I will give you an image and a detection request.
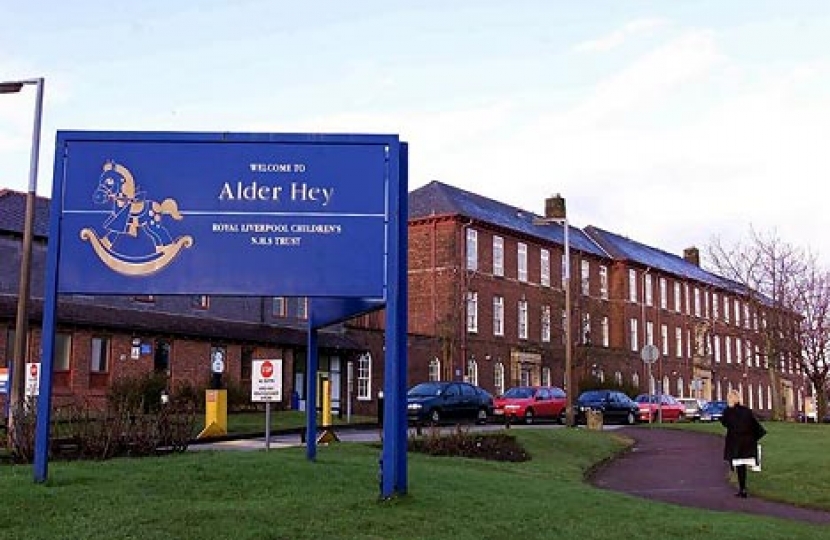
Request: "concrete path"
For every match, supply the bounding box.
[589,427,830,524]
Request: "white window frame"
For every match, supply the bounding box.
[517,242,528,282]
[493,295,504,337]
[674,282,682,313]
[357,353,372,400]
[659,277,667,309]
[541,305,551,343]
[467,358,479,385]
[494,362,505,395]
[518,300,528,340]
[601,316,609,347]
[644,274,653,306]
[493,235,504,277]
[466,291,478,333]
[91,336,110,373]
[466,228,478,271]
[675,327,682,358]
[581,260,590,296]
[540,248,550,287]
[630,318,639,351]
[428,358,441,382]
[629,269,638,302]
[599,265,609,299]
[661,324,669,355]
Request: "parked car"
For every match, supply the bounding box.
[407,381,494,425]
[700,400,728,422]
[494,386,567,424]
[677,397,708,422]
[634,394,686,423]
[575,389,639,425]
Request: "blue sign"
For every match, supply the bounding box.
[54,132,397,298]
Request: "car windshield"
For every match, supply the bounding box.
[408,382,444,397]
[503,387,534,399]
[578,390,607,401]
[705,401,727,411]
[635,395,659,404]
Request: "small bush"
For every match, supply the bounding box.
[408,424,530,462]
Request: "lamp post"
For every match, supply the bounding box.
[537,195,574,426]
[1,78,44,441]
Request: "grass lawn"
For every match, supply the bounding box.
[2,425,829,539]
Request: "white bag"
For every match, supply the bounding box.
[751,444,762,472]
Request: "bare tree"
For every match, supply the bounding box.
[792,260,830,421]
[706,228,807,421]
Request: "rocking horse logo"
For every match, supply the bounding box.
[80,160,194,276]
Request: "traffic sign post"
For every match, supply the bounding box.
[252,359,283,451]
[640,345,660,424]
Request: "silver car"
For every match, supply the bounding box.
[677,398,707,422]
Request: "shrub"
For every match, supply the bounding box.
[408,424,530,462]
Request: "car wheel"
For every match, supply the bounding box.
[524,409,535,425]
[557,409,565,425]
[476,408,488,425]
[626,412,636,425]
[430,409,441,425]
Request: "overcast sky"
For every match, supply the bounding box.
[2,1,829,262]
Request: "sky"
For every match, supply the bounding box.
[2,1,829,263]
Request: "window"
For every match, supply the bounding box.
[54,333,72,371]
[661,324,669,355]
[615,371,623,385]
[677,377,684,397]
[675,328,683,358]
[713,293,720,319]
[644,274,653,306]
[493,236,504,277]
[630,318,639,351]
[599,265,609,299]
[685,284,691,315]
[518,300,528,339]
[428,358,441,382]
[287,297,308,319]
[581,260,590,295]
[704,291,710,318]
[725,336,732,364]
[493,296,504,336]
[357,353,372,400]
[466,228,478,271]
[713,336,721,363]
[540,248,550,287]
[494,363,505,395]
[601,316,609,347]
[734,300,741,327]
[629,269,638,302]
[541,305,551,343]
[542,367,551,387]
[674,282,682,313]
[659,278,667,309]
[581,313,591,345]
[272,297,286,317]
[466,359,478,385]
[90,337,110,373]
[646,321,654,345]
[466,292,478,333]
[724,297,731,323]
[191,295,209,310]
[517,242,528,282]
[561,253,568,288]
[736,338,743,364]
[632,372,640,389]
[694,288,701,317]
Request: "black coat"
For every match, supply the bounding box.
[721,404,766,461]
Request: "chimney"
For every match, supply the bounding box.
[545,194,567,220]
[683,247,700,266]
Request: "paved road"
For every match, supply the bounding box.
[590,427,830,524]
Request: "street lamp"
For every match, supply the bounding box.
[536,195,574,426]
[1,78,44,439]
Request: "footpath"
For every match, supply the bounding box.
[589,427,830,525]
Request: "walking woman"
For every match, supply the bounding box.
[721,389,767,498]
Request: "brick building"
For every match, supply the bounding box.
[346,181,809,419]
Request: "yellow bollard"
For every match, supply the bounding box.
[322,379,332,427]
[197,389,228,439]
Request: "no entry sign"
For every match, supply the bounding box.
[251,359,283,402]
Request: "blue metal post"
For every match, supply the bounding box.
[305,327,318,461]
[34,136,65,482]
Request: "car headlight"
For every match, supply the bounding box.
[407,403,422,410]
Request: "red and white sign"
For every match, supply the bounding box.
[26,362,41,397]
[251,359,282,402]
[0,367,8,395]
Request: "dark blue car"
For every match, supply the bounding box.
[700,400,728,422]
[407,381,494,425]
[575,389,639,425]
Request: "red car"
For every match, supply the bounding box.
[634,394,685,423]
[494,386,567,424]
